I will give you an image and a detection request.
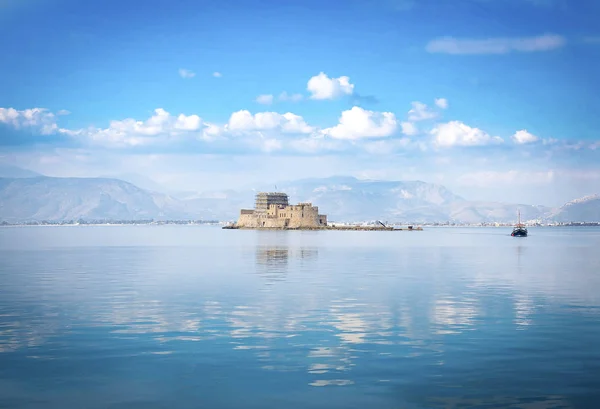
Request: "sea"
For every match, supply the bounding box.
[1,225,599,409]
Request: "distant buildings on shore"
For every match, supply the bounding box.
[2,220,599,227]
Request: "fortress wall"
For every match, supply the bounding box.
[287,204,321,228]
[238,210,287,228]
[262,218,287,228]
[237,201,327,229]
[267,205,281,217]
[238,212,260,228]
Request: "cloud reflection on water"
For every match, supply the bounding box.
[1,227,600,402]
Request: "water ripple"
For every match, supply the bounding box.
[1,226,599,407]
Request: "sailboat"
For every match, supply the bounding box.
[511,209,528,237]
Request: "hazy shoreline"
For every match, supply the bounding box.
[1,221,598,228]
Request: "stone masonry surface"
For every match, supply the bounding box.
[236,192,327,229]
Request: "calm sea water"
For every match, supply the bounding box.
[1,226,600,409]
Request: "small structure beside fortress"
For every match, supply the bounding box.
[236,192,327,229]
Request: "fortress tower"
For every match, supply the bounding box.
[254,192,289,213]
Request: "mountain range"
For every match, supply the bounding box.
[0,176,192,222]
[544,194,600,223]
[0,165,598,224]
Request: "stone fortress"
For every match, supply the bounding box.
[225,191,421,231]
[236,192,328,229]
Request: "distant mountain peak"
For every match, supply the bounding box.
[564,194,600,207]
[0,163,41,178]
[547,193,600,223]
[0,176,194,222]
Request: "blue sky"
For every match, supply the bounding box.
[1,0,599,205]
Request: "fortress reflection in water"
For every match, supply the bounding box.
[254,246,318,283]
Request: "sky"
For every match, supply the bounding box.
[1,0,600,206]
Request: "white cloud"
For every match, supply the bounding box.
[289,137,325,153]
[543,138,559,145]
[213,72,222,78]
[323,106,397,140]
[407,101,437,122]
[512,129,539,144]
[434,98,449,109]
[400,121,418,136]
[289,139,338,153]
[254,92,303,105]
[84,108,209,147]
[432,121,503,147]
[556,169,600,181]
[178,68,196,79]
[561,141,588,151]
[227,110,313,134]
[363,138,411,155]
[9,103,597,163]
[307,72,354,100]
[201,123,223,142]
[363,140,394,155]
[57,109,71,116]
[174,113,202,131]
[426,34,566,55]
[279,92,303,102]
[0,107,58,135]
[256,94,274,105]
[259,138,282,153]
